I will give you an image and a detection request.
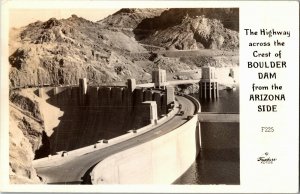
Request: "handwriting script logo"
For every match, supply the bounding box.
[257,152,277,164]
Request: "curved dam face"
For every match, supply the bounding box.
[35,84,169,159]
[90,115,200,184]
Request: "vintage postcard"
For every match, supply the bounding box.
[0,0,298,193]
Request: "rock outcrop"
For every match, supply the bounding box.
[9,90,46,183]
[9,88,64,183]
[9,15,148,88]
[98,8,167,29]
[134,8,239,50]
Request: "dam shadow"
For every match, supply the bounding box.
[34,87,146,158]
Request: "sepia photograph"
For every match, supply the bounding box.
[7,7,240,185]
[2,0,299,193]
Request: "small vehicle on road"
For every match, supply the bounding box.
[61,151,68,157]
[178,110,184,116]
[187,115,193,120]
[170,102,175,108]
[102,139,108,143]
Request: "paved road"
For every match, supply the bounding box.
[36,96,196,184]
[130,48,238,57]
[136,80,199,88]
[168,80,199,85]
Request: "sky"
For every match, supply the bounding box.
[9,9,119,28]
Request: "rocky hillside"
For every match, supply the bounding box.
[134,8,239,50]
[98,8,167,29]
[135,8,239,32]
[9,9,239,88]
[9,15,149,88]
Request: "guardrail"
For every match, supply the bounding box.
[33,100,179,168]
[181,93,201,114]
[90,113,199,184]
[89,95,200,184]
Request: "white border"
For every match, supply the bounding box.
[1,0,299,193]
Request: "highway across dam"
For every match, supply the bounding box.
[35,95,196,184]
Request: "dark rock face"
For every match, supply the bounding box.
[10,92,43,121]
[9,91,45,183]
[134,8,239,50]
[98,8,167,29]
[135,8,239,32]
[42,18,62,29]
[9,49,29,70]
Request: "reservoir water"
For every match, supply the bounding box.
[175,87,240,185]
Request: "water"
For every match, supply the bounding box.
[174,88,240,184]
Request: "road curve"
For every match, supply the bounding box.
[36,96,195,184]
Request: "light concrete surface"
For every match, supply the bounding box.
[198,112,239,123]
[34,96,196,184]
[152,69,167,88]
[33,131,145,168]
[90,115,199,184]
[142,101,158,123]
[137,80,199,88]
[168,80,199,85]
[182,93,201,114]
[90,94,201,184]
[33,101,179,168]
[136,82,155,88]
[127,79,136,92]
[166,85,175,106]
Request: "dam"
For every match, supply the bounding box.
[32,68,238,184]
[34,78,174,158]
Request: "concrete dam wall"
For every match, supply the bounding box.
[90,116,200,184]
[35,83,170,159]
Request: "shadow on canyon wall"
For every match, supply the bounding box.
[34,87,151,159]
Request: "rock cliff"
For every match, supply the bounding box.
[98,8,167,29]
[9,15,148,88]
[8,8,239,183]
[134,8,239,50]
[9,89,62,183]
